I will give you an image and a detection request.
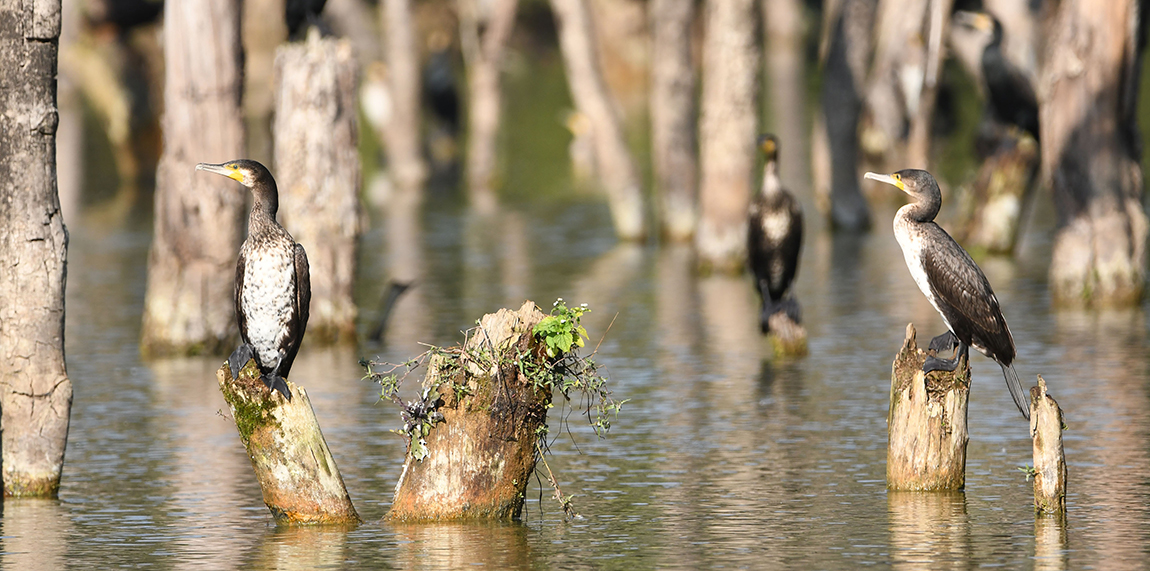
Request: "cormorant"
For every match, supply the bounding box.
[748,134,803,333]
[197,160,311,401]
[864,169,1028,419]
[953,10,1039,139]
[285,0,327,40]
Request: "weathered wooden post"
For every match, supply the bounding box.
[217,361,360,525]
[273,32,361,344]
[887,323,970,491]
[1030,375,1067,515]
[388,302,553,521]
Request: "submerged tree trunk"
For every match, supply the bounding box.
[763,0,809,196]
[550,0,646,241]
[697,0,759,271]
[814,0,874,231]
[389,302,551,521]
[0,0,74,497]
[1041,0,1147,307]
[887,324,970,491]
[649,0,697,242]
[382,0,428,194]
[1030,375,1067,515]
[273,34,361,344]
[459,0,519,212]
[141,0,245,356]
[218,361,360,525]
[956,132,1039,255]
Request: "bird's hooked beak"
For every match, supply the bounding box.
[864,171,908,194]
[196,162,245,183]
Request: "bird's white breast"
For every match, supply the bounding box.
[761,211,792,243]
[894,214,953,332]
[241,246,295,368]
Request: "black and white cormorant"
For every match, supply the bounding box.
[864,169,1028,419]
[196,160,311,401]
[954,10,1039,139]
[748,134,803,333]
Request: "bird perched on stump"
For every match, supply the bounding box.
[748,134,804,334]
[196,160,310,401]
[864,169,1028,420]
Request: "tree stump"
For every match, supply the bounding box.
[766,312,808,358]
[1030,375,1067,515]
[388,301,552,521]
[273,32,361,344]
[217,361,359,525]
[887,323,970,491]
[957,131,1039,255]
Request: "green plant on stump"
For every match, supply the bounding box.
[360,299,623,518]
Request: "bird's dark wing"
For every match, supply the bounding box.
[778,194,803,295]
[747,197,769,283]
[279,243,311,379]
[921,225,1015,363]
[235,249,249,346]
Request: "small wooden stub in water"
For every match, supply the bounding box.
[217,361,359,525]
[767,312,808,357]
[388,301,552,521]
[887,323,970,491]
[1030,375,1067,515]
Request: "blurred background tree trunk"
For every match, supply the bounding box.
[274,35,362,344]
[763,0,809,198]
[0,0,74,497]
[550,0,646,241]
[812,0,874,231]
[141,0,245,357]
[459,0,519,212]
[860,0,929,170]
[1041,0,1147,307]
[242,0,287,165]
[696,0,758,270]
[383,0,428,194]
[649,0,697,242]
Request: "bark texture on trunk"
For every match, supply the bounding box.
[814,0,874,231]
[382,0,428,193]
[887,324,969,491]
[550,0,646,241]
[1030,376,1066,515]
[0,0,74,497]
[273,34,361,344]
[696,0,759,271]
[1041,0,1147,307]
[141,0,246,357]
[388,302,551,521]
[649,0,697,241]
[459,0,519,212]
[218,362,360,525]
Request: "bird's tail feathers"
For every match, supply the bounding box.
[1002,363,1029,420]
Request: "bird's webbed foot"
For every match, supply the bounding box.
[229,343,258,380]
[777,297,802,324]
[923,340,968,374]
[262,373,293,401]
[926,331,958,354]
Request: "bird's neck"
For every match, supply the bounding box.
[898,193,940,224]
[760,160,782,197]
[249,184,280,230]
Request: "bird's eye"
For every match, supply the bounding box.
[892,173,901,181]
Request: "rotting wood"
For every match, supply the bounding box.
[387,301,552,521]
[887,323,970,491]
[218,361,359,525]
[1030,375,1067,515]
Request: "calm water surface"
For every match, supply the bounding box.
[4,177,1147,569]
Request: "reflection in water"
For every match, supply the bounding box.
[888,491,970,569]
[0,499,72,571]
[1034,515,1067,571]
[390,522,535,569]
[247,525,355,570]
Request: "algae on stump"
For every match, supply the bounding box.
[767,312,808,357]
[887,323,970,491]
[218,360,359,525]
[1030,375,1067,515]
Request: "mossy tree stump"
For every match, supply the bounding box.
[218,361,359,525]
[956,130,1039,255]
[887,323,970,491]
[388,301,553,521]
[767,312,808,357]
[1030,375,1067,515]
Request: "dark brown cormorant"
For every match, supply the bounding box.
[196,160,311,401]
[954,10,1039,139]
[864,169,1028,419]
[286,0,327,40]
[748,134,803,333]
